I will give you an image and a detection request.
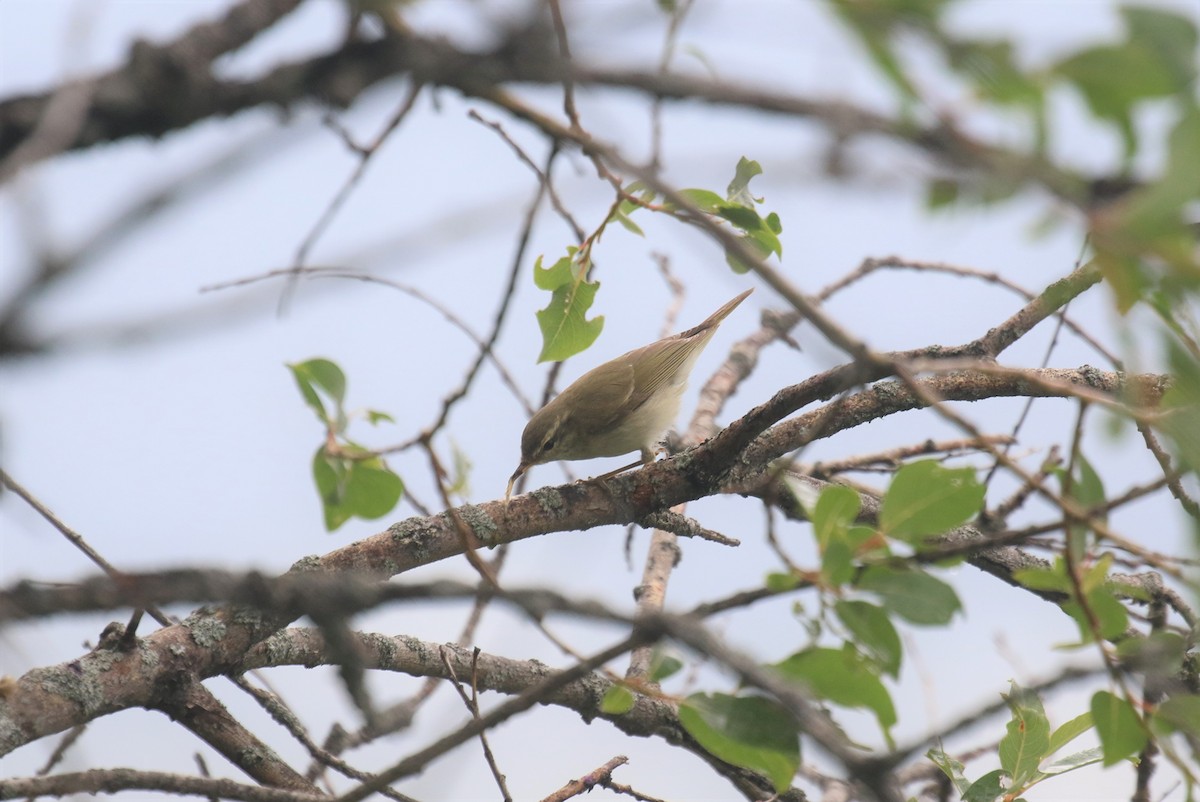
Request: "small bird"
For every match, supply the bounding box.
[506,288,753,499]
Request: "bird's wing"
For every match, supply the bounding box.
[625,337,701,407]
[565,358,637,433]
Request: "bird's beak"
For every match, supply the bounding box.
[505,464,528,502]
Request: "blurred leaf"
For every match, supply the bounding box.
[1159,328,1200,472]
[1155,694,1200,738]
[717,204,764,230]
[679,693,800,793]
[812,485,861,546]
[445,441,473,499]
[926,748,972,795]
[677,188,725,213]
[600,685,635,715]
[962,769,1006,802]
[611,209,645,236]
[999,683,1050,786]
[649,649,684,683]
[1055,43,1177,159]
[1090,691,1146,765]
[726,156,764,207]
[1040,746,1103,776]
[313,449,353,531]
[834,599,902,677]
[1123,105,1200,247]
[289,358,348,426]
[948,38,1043,108]
[365,409,394,425]
[1062,585,1128,643]
[1052,453,1107,559]
[533,249,605,362]
[312,448,403,532]
[829,0,945,104]
[1047,711,1093,756]
[1014,561,1071,593]
[857,565,961,625]
[774,646,896,740]
[880,460,985,542]
[1116,632,1185,682]
[1122,6,1199,89]
[766,571,803,592]
[343,459,404,519]
[926,178,960,210]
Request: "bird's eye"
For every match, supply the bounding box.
[542,438,555,452]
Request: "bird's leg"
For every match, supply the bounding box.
[588,447,660,485]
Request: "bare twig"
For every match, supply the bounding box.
[539,755,629,802]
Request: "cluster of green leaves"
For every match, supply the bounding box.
[289,358,403,531]
[836,1,1200,308]
[597,461,982,793]
[534,158,782,363]
[614,156,782,275]
[929,682,1106,801]
[931,679,1200,800]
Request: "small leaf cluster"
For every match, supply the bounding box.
[288,358,403,531]
[643,461,982,791]
[931,680,1200,800]
[531,157,784,363]
[616,156,783,275]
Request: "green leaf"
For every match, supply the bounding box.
[962,769,1006,802]
[1122,7,1199,89]
[1160,338,1200,472]
[365,409,395,425]
[313,450,353,531]
[600,685,635,715]
[1063,585,1128,642]
[1040,746,1104,776]
[445,441,472,499]
[726,157,763,207]
[725,232,774,274]
[533,249,604,363]
[344,459,404,520]
[834,599,901,677]
[648,649,684,683]
[880,460,985,542]
[926,178,960,210]
[857,565,962,626]
[679,693,800,793]
[312,449,403,532]
[999,683,1051,786]
[289,358,348,425]
[766,571,802,592]
[812,485,861,546]
[1047,711,1093,756]
[926,748,972,795]
[1155,694,1200,738]
[1014,562,1070,593]
[1054,453,1107,558]
[610,208,644,236]
[1090,691,1147,766]
[717,204,764,230]
[948,38,1044,108]
[1052,7,1194,162]
[677,188,725,213]
[774,646,897,739]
